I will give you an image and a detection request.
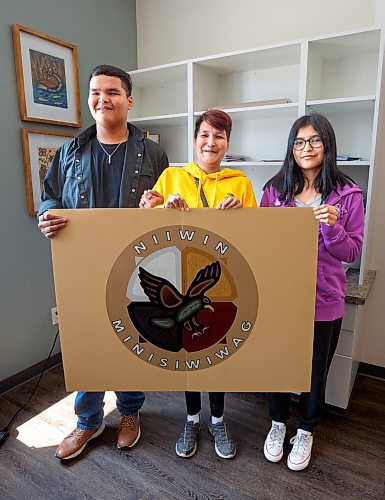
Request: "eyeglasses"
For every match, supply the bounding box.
[293,136,323,150]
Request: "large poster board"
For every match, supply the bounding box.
[50,208,318,392]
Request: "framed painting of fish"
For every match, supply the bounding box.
[12,24,81,127]
[21,128,76,215]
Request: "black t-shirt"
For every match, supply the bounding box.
[91,135,134,208]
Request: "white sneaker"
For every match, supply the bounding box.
[287,429,313,471]
[263,421,286,462]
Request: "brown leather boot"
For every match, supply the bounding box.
[55,423,105,460]
[117,413,141,450]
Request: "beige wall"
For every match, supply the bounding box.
[136,0,385,367]
[136,0,376,68]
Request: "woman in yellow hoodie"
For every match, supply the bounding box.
[139,110,257,460]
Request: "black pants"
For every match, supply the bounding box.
[267,318,342,432]
[185,392,225,418]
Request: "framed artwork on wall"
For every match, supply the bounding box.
[12,24,82,127]
[146,131,160,144]
[21,128,76,215]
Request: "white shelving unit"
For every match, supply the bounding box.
[128,28,384,409]
[129,27,383,274]
[129,62,190,165]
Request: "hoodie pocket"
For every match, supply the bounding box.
[317,264,338,302]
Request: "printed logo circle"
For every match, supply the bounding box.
[106,225,258,371]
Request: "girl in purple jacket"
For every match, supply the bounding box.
[261,114,364,471]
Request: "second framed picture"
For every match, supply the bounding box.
[21,128,76,215]
[12,24,82,127]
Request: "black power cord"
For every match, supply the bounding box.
[0,329,60,447]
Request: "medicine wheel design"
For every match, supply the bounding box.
[106,225,258,371]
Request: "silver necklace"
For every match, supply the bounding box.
[97,138,125,165]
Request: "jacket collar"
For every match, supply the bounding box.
[76,122,145,147]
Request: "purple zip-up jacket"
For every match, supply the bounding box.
[260,183,364,321]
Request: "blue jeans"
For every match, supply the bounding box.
[75,391,145,430]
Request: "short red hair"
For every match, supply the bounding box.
[194,109,232,141]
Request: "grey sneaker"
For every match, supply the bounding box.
[208,421,236,459]
[175,421,201,458]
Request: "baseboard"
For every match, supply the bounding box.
[1,357,382,397]
[0,353,62,396]
[290,392,347,415]
[358,362,385,380]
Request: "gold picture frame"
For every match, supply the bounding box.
[12,24,82,127]
[146,131,160,144]
[21,128,76,215]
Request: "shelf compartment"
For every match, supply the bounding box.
[225,164,282,204]
[130,62,188,118]
[193,43,301,112]
[195,102,298,121]
[305,104,375,162]
[130,113,188,128]
[193,100,298,167]
[338,164,370,200]
[221,161,283,167]
[337,161,371,167]
[307,30,381,101]
[222,160,370,168]
[306,96,375,114]
[134,115,188,165]
[194,43,301,72]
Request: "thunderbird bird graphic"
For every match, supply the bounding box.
[138,261,221,338]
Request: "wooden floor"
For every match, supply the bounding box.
[0,367,384,499]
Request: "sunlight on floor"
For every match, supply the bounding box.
[16,391,117,448]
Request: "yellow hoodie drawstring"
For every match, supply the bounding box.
[212,173,218,208]
[196,173,202,207]
[191,165,224,207]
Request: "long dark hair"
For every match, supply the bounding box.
[264,114,354,202]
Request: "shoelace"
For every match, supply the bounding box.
[69,428,89,442]
[268,426,285,447]
[119,415,137,431]
[212,422,230,444]
[290,433,310,458]
[182,422,196,443]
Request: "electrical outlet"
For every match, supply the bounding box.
[51,307,58,325]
